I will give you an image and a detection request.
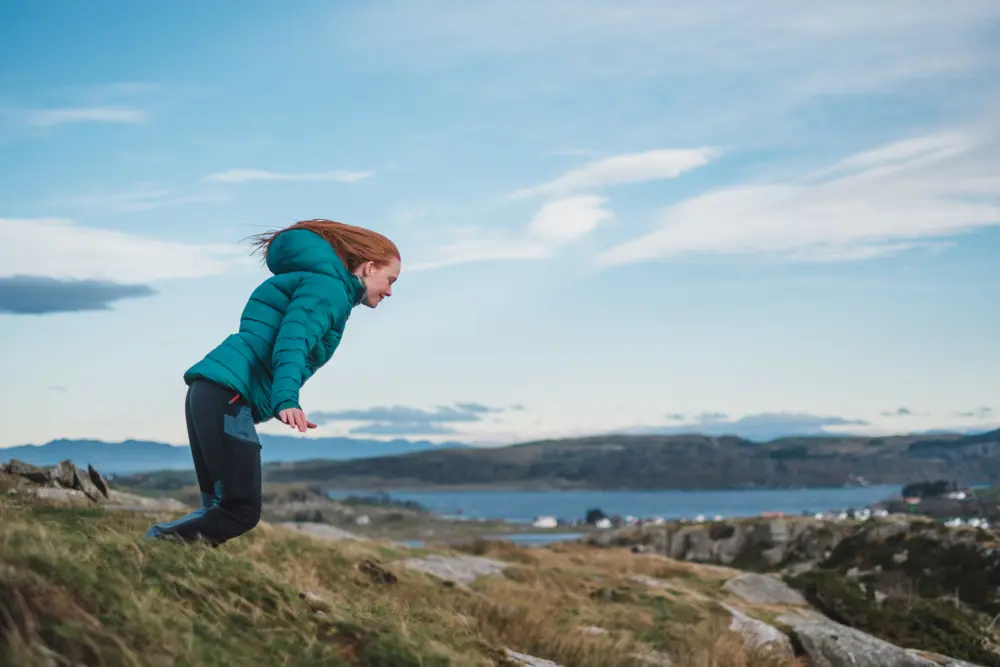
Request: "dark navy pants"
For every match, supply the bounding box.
[146,379,262,546]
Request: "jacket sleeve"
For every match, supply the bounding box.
[270,280,350,415]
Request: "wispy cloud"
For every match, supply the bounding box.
[410,196,617,272]
[341,2,1000,96]
[22,107,147,127]
[0,218,247,283]
[311,402,511,435]
[63,184,224,214]
[205,169,373,184]
[595,129,1000,267]
[881,407,915,417]
[410,193,618,272]
[627,411,869,440]
[510,148,717,200]
[408,235,550,272]
[350,422,458,436]
[409,148,710,272]
[0,276,155,315]
[339,2,1000,150]
[955,406,995,420]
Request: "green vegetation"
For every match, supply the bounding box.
[822,524,1000,616]
[1,489,799,667]
[787,569,1000,665]
[977,484,1000,502]
[108,468,197,494]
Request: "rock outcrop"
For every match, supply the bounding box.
[2,458,188,512]
[398,554,509,585]
[278,521,363,542]
[589,515,850,570]
[504,649,564,667]
[592,517,1000,666]
[722,572,808,606]
[590,514,997,575]
[3,458,110,502]
[777,611,988,667]
[720,602,794,655]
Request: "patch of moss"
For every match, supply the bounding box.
[787,569,1000,666]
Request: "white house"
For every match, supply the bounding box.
[532,516,558,529]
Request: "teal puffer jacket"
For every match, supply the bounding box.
[183,228,365,423]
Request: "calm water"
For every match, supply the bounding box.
[328,485,901,524]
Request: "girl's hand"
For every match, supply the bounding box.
[279,408,317,433]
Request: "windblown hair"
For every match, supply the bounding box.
[249,219,400,271]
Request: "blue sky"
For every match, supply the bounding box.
[1,0,999,448]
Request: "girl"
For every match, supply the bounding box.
[146,219,401,546]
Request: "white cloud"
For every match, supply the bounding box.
[22,107,147,127]
[205,169,373,184]
[410,195,615,271]
[527,195,613,243]
[511,148,717,200]
[595,129,1000,267]
[0,218,246,283]
[410,147,700,271]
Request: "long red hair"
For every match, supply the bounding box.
[249,219,400,271]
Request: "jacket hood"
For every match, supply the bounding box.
[265,228,365,305]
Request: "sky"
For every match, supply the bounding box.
[1,0,999,448]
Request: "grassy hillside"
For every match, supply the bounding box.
[260,429,1000,490]
[0,484,801,666]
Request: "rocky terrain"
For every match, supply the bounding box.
[0,458,188,513]
[3,459,998,666]
[877,488,1000,523]
[587,514,1000,664]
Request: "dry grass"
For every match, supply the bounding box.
[0,491,801,667]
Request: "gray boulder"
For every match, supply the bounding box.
[504,649,564,667]
[723,573,808,606]
[719,602,793,655]
[399,554,508,585]
[776,612,986,667]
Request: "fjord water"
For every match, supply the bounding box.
[328,485,902,524]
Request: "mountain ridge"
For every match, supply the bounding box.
[261,428,1000,490]
[1,436,472,474]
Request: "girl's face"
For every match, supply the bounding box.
[357,257,401,308]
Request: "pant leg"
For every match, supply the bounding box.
[185,385,220,509]
[146,380,262,546]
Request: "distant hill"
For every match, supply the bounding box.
[262,429,1000,491]
[1,436,472,474]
